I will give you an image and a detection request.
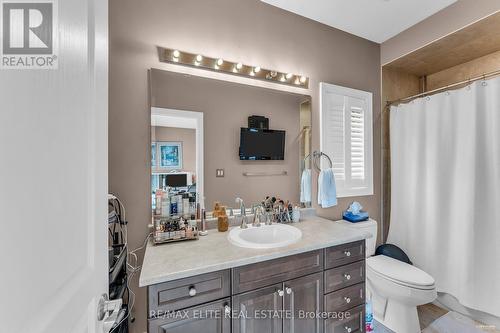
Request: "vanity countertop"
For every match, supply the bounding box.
[139,216,371,287]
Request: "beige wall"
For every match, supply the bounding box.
[381,0,500,65]
[109,1,381,332]
[152,126,196,174]
[151,69,303,207]
[426,49,500,90]
[380,68,421,242]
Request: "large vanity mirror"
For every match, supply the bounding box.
[150,69,311,221]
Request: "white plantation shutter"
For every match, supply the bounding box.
[320,83,373,197]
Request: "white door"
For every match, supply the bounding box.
[0,0,108,332]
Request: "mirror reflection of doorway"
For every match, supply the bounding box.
[151,108,204,212]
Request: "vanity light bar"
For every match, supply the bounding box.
[158,47,309,89]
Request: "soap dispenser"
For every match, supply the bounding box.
[217,206,229,232]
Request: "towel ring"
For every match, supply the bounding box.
[302,153,311,170]
[312,151,332,172]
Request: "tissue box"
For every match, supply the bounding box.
[342,210,369,222]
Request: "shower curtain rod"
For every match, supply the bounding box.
[386,68,500,107]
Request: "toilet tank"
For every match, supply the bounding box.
[337,219,378,257]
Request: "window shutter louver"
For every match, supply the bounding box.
[320,83,373,197]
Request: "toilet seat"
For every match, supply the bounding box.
[367,255,435,290]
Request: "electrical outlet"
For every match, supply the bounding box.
[216,169,224,177]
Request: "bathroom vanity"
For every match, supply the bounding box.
[140,217,369,333]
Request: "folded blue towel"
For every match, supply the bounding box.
[343,210,369,222]
[317,168,337,208]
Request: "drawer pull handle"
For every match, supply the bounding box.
[344,297,351,304]
[188,287,197,297]
[344,273,351,281]
[345,326,352,333]
[344,250,351,257]
[277,289,284,297]
[286,287,292,295]
[224,305,231,315]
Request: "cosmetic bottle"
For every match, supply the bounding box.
[182,193,190,218]
[292,205,300,223]
[177,194,183,216]
[213,202,221,218]
[170,196,178,216]
[155,190,163,215]
[217,206,229,232]
[161,196,170,217]
[185,220,193,238]
[189,196,196,218]
[199,209,208,236]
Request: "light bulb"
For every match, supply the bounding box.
[196,54,203,62]
[280,75,286,82]
[236,63,243,70]
[294,78,300,85]
[250,71,255,76]
[173,57,179,63]
[254,66,261,73]
[172,50,180,58]
[217,58,224,66]
[300,76,307,83]
[214,64,220,70]
[286,73,293,80]
[195,61,200,67]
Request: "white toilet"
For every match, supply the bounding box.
[337,219,437,333]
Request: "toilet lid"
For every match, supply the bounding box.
[367,255,435,289]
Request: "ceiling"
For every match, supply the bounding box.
[261,0,457,43]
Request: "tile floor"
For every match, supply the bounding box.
[372,304,500,333]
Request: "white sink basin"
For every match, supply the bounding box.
[228,223,302,249]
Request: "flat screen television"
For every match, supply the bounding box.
[239,128,285,160]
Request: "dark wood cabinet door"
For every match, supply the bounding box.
[284,272,324,333]
[148,298,231,333]
[232,283,284,333]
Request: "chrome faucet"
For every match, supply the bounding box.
[235,197,248,229]
[252,205,265,227]
[251,203,260,215]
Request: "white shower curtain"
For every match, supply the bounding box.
[388,76,500,318]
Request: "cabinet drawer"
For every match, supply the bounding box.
[324,304,365,333]
[232,250,323,294]
[148,298,231,333]
[324,261,365,293]
[325,283,365,313]
[148,270,230,317]
[325,241,365,269]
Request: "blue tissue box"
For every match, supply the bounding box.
[342,210,369,222]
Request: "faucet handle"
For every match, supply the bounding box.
[252,205,264,227]
[240,215,248,229]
